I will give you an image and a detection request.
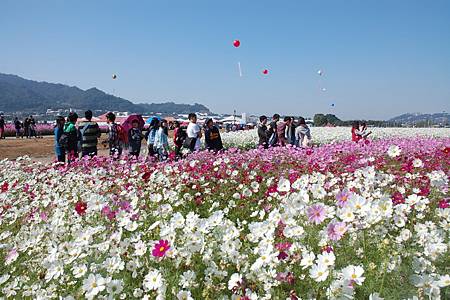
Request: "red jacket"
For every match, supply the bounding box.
[351,127,361,142]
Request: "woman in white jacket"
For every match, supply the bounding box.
[295,117,312,147]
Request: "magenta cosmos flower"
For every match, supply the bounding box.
[152,240,170,257]
[307,204,327,224]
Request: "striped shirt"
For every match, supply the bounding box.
[78,121,101,149]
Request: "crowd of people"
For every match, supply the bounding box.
[257,114,312,148]
[52,111,224,163]
[1,111,372,163]
[0,115,40,139]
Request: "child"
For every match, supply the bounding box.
[154,119,169,161]
[128,119,143,158]
[54,116,66,163]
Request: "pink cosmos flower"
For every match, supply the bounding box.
[336,190,351,207]
[307,204,326,224]
[327,221,348,241]
[152,240,170,257]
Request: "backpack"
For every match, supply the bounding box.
[115,124,128,144]
[175,128,187,146]
[59,133,69,149]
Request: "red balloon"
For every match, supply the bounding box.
[262,69,268,75]
[233,40,240,47]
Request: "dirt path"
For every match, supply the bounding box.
[0,135,112,163]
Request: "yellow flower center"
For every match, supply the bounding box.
[160,246,165,252]
[351,274,357,279]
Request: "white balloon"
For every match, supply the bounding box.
[317,70,323,76]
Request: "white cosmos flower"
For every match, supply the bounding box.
[369,292,384,300]
[277,178,291,192]
[412,158,424,168]
[387,145,401,157]
[45,261,64,282]
[143,270,163,291]
[72,264,87,278]
[342,265,365,285]
[300,251,315,270]
[339,208,355,222]
[107,279,123,295]
[309,263,329,282]
[437,274,450,287]
[228,273,242,290]
[317,252,336,267]
[83,273,106,299]
[177,290,194,300]
[134,240,147,256]
[0,274,10,285]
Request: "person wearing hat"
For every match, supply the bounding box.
[204,118,223,152]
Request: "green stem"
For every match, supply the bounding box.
[379,261,388,296]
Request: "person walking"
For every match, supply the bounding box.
[14,117,21,138]
[78,110,101,158]
[128,119,144,158]
[257,115,269,148]
[204,118,223,152]
[23,117,30,138]
[295,117,312,147]
[154,119,170,161]
[267,114,280,147]
[145,118,160,158]
[186,113,202,152]
[0,115,5,139]
[29,115,38,139]
[63,112,79,163]
[54,116,66,163]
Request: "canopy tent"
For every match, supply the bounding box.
[121,114,145,135]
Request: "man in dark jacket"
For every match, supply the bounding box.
[78,110,101,157]
[267,113,280,147]
[204,119,223,152]
[257,115,269,148]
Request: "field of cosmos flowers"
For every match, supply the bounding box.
[0,128,449,300]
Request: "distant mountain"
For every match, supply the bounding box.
[389,112,449,125]
[0,73,211,114]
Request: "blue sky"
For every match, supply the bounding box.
[1,0,449,120]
